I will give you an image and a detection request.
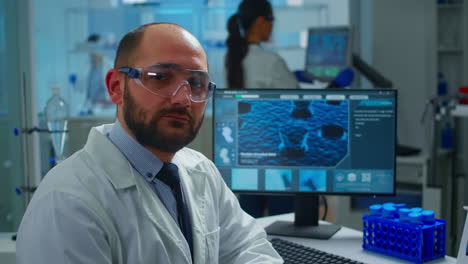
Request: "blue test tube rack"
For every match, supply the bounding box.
[362,203,446,263]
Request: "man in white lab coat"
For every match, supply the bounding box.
[16,23,283,264]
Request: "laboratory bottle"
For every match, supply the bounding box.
[441,121,454,149]
[437,72,448,96]
[44,84,69,163]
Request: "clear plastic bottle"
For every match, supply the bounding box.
[45,84,69,163]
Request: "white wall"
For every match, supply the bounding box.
[371,0,435,151]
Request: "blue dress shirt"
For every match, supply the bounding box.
[108,120,180,225]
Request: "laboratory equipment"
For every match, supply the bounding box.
[305,26,352,81]
[87,52,107,107]
[458,86,468,105]
[456,206,468,263]
[363,203,446,263]
[213,88,397,239]
[44,84,69,163]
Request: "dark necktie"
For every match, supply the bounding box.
[157,163,193,258]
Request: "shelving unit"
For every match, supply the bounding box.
[436,1,466,95]
[435,0,468,256]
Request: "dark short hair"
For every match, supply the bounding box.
[114,23,186,68]
[114,24,148,68]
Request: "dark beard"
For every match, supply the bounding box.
[122,83,203,153]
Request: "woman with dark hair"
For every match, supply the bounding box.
[224,0,296,218]
[225,0,298,88]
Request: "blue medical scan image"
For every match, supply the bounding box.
[231,168,259,190]
[265,169,293,191]
[299,170,327,191]
[237,100,348,167]
[307,31,348,66]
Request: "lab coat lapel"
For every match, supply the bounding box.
[85,125,192,263]
[173,156,209,264]
[84,125,135,189]
[133,172,193,263]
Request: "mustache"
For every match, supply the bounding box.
[158,107,193,122]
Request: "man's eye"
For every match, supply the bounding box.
[189,79,204,88]
[148,72,167,80]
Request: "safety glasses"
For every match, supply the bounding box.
[118,64,216,102]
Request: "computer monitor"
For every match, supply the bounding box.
[305,26,352,81]
[213,88,396,239]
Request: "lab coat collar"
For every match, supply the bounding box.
[172,153,208,206]
[84,124,136,189]
[84,124,209,193]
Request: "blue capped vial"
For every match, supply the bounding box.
[411,207,423,213]
[370,204,383,215]
[421,210,435,224]
[393,203,406,210]
[383,202,395,208]
[398,208,411,221]
[408,212,422,224]
[383,206,397,219]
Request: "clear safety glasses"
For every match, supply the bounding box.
[118,64,216,102]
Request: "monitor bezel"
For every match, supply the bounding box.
[304,26,354,82]
[212,88,397,197]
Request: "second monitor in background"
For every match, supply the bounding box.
[305,26,352,81]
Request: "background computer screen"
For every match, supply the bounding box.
[213,89,396,195]
[305,26,352,80]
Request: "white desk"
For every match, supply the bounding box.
[0,233,15,264]
[257,213,457,264]
[1,215,458,264]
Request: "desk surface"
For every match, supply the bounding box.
[0,216,458,264]
[257,213,456,264]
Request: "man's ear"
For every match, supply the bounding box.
[106,69,124,105]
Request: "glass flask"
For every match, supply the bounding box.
[44,84,69,163]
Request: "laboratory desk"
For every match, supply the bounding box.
[257,213,457,264]
[0,233,15,264]
[0,214,458,264]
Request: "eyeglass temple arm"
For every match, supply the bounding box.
[118,67,140,79]
[209,82,217,90]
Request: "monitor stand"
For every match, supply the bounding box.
[264,194,341,240]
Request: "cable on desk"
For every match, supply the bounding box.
[321,195,328,221]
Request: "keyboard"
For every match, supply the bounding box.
[270,238,364,264]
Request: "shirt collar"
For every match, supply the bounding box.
[108,120,163,181]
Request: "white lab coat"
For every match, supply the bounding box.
[16,124,283,264]
[223,44,299,89]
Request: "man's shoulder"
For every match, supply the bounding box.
[34,149,100,199]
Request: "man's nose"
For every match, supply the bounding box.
[170,81,191,105]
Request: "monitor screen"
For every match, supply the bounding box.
[305,26,352,80]
[214,89,396,196]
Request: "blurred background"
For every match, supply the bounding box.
[1,0,468,258]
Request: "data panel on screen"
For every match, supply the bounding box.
[213,89,396,195]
